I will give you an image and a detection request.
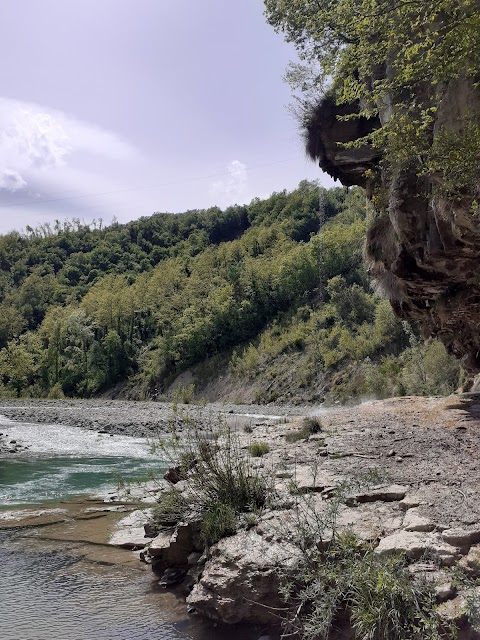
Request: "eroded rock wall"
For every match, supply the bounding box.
[308,78,480,372]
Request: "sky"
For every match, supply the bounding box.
[0,0,333,234]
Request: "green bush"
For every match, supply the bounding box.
[157,410,271,546]
[285,416,322,443]
[200,501,237,546]
[47,382,65,399]
[301,416,322,435]
[280,486,453,640]
[283,533,449,640]
[152,487,187,527]
[248,442,270,457]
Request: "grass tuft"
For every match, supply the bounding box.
[248,442,270,457]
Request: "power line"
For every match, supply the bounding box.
[0,158,302,210]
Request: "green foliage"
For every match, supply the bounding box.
[401,337,462,396]
[171,383,196,406]
[301,416,322,434]
[47,382,65,399]
[280,485,453,640]
[0,182,465,400]
[152,487,188,527]
[200,501,238,546]
[248,442,270,457]
[285,417,323,443]
[156,410,271,547]
[264,0,480,186]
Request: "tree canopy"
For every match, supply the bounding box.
[264,0,480,169]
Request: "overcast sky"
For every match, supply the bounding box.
[0,0,333,234]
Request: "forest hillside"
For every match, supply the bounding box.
[0,182,464,403]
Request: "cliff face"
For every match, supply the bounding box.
[307,79,480,373]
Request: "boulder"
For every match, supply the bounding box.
[148,521,200,568]
[186,530,300,625]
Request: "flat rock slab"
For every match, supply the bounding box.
[402,508,434,532]
[441,527,480,548]
[347,484,408,506]
[108,509,153,549]
[287,466,339,494]
[375,531,459,566]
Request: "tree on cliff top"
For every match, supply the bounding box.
[264,0,480,168]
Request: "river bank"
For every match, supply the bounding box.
[2,395,480,638]
[128,394,480,638]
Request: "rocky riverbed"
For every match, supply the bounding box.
[2,395,480,638]
[103,394,480,639]
[0,398,307,444]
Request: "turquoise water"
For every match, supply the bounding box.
[0,415,161,506]
[0,455,160,506]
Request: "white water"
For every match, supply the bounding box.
[0,415,161,507]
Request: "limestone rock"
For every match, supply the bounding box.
[108,509,153,549]
[459,545,480,578]
[186,530,300,625]
[402,508,434,533]
[375,531,459,566]
[399,494,422,511]
[148,522,198,567]
[336,502,403,541]
[346,484,408,506]
[442,527,480,549]
[435,582,457,603]
[287,465,338,494]
[306,78,480,372]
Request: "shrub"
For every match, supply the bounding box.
[200,501,237,546]
[249,442,270,457]
[285,429,307,443]
[171,383,195,405]
[156,409,272,546]
[279,487,453,640]
[301,416,322,434]
[285,416,322,443]
[47,382,65,399]
[152,487,187,526]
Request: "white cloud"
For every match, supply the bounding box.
[0,97,137,192]
[211,160,248,204]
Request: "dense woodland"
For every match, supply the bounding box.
[0,182,463,402]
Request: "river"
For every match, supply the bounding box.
[0,414,259,640]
